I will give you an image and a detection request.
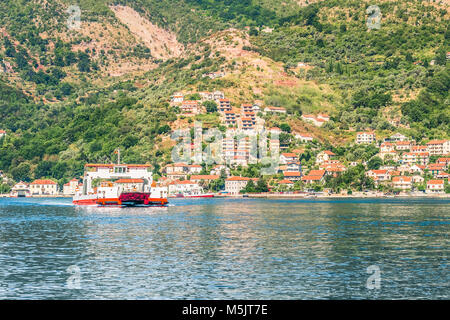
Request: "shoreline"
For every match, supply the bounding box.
[1,193,449,200]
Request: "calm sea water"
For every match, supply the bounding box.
[0,197,448,299]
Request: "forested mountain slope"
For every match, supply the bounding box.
[0,0,448,185]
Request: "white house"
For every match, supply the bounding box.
[264,106,286,114]
[168,180,203,196]
[356,132,376,144]
[30,179,58,195]
[280,153,298,164]
[389,133,408,142]
[426,180,444,194]
[392,176,412,191]
[316,150,336,165]
[301,114,327,127]
[225,176,254,195]
[171,93,184,104]
[0,130,6,139]
[295,132,314,143]
[366,170,391,183]
[63,179,80,196]
[10,181,30,197]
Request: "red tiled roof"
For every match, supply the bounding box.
[427,180,444,184]
[115,179,144,184]
[426,140,447,145]
[301,175,323,181]
[283,171,301,177]
[392,176,412,182]
[31,179,56,185]
[370,170,388,175]
[226,176,251,181]
[282,153,297,157]
[170,180,197,185]
[308,170,326,177]
[190,175,220,180]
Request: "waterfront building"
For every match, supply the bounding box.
[30,179,58,195]
[426,180,445,193]
[301,170,326,184]
[63,178,81,196]
[392,176,412,191]
[190,175,220,185]
[225,176,252,195]
[365,170,391,182]
[10,181,30,197]
[168,180,203,196]
[278,179,294,189]
[283,171,302,181]
[411,175,425,184]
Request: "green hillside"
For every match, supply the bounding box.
[0,0,448,186]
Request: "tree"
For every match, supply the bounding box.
[367,156,383,170]
[157,124,171,135]
[435,47,447,66]
[11,163,31,182]
[203,100,218,113]
[0,183,11,194]
[77,52,91,72]
[280,123,291,133]
[242,180,256,193]
[255,178,269,192]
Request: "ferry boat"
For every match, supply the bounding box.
[73,159,168,207]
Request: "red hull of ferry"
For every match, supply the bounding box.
[73,192,168,207]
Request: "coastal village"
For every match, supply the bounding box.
[1,89,449,198]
